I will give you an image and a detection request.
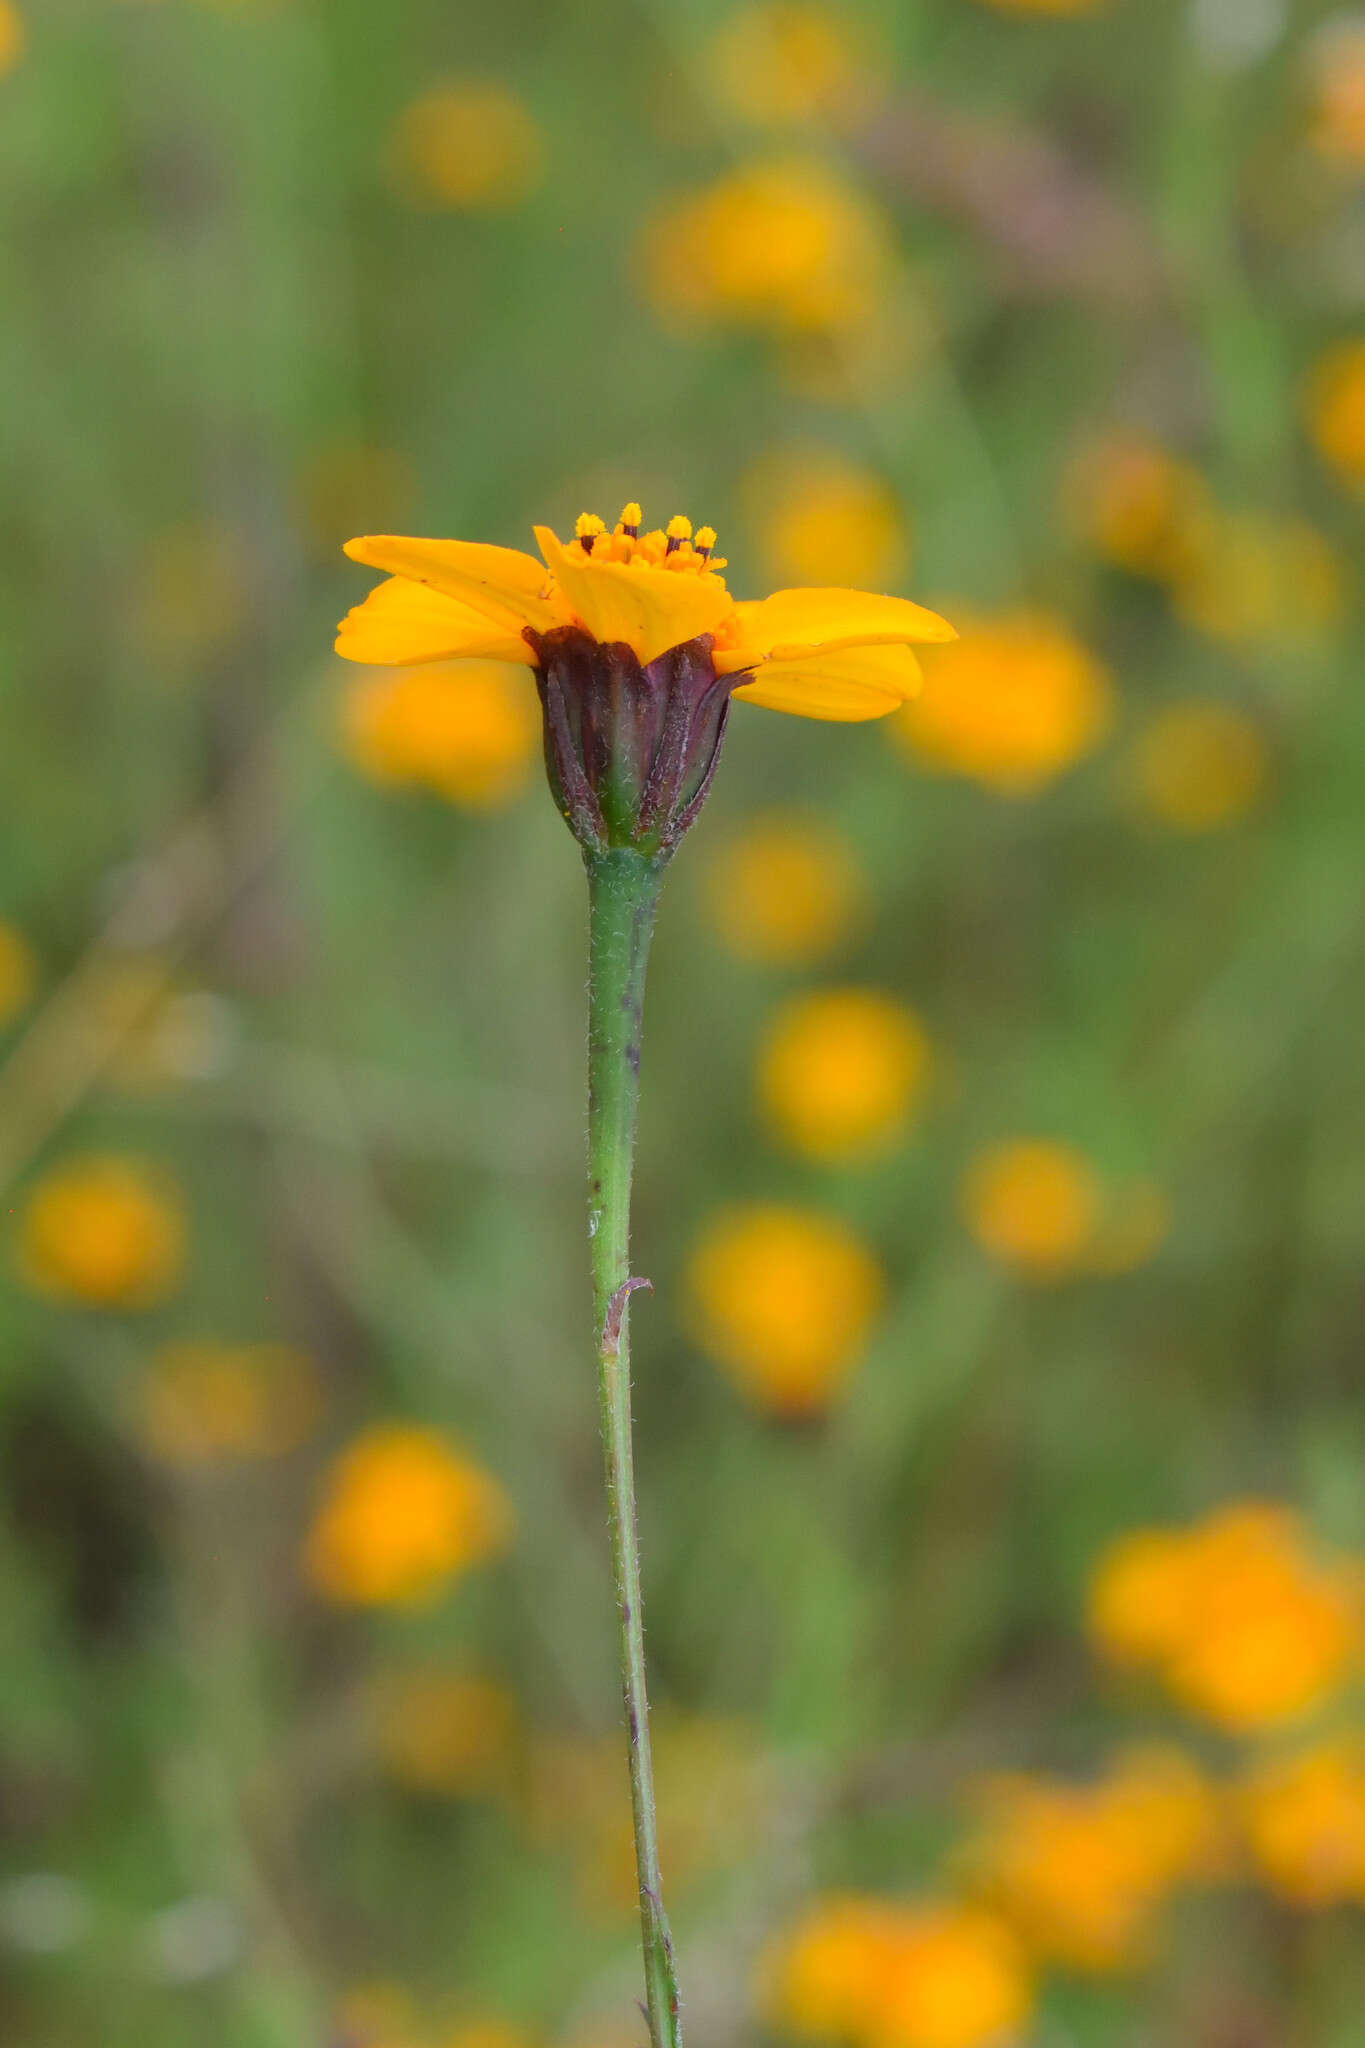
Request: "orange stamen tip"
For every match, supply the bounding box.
[695,525,717,551]
[618,502,643,536]
[574,512,606,539]
[666,515,693,540]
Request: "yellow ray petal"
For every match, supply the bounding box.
[344,534,563,634]
[535,527,736,667]
[732,643,923,722]
[720,586,956,668]
[336,575,536,667]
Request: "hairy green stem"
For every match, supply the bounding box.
[585,845,680,2048]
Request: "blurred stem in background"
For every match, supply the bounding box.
[584,845,680,2048]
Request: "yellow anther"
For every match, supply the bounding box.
[666,515,693,541]
[695,525,717,556]
[574,512,606,540]
[618,502,643,536]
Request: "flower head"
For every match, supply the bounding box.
[1306,338,1365,490]
[387,80,544,212]
[0,3,23,76]
[18,1156,186,1309]
[375,1669,522,1799]
[1128,701,1269,832]
[341,660,540,808]
[338,505,952,855]
[892,611,1112,794]
[304,1424,513,1606]
[965,1747,1225,1972]
[762,1894,1033,2048]
[1238,1740,1365,1908]
[1088,1502,1361,1733]
[708,4,878,129]
[706,811,865,965]
[0,919,36,1025]
[683,1202,884,1414]
[139,1339,322,1464]
[757,987,932,1161]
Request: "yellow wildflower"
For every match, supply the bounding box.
[0,2,23,74]
[1307,17,1365,168]
[1238,1740,1365,1908]
[708,3,878,128]
[0,920,36,1025]
[304,1424,513,1606]
[892,612,1113,794]
[757,987,931,1162]
[962,1140,1103,1280]
[1128,701,1269,832]
[139,1340,322,1464]
[1088,1502,1360,1734]
[743,447,909,592]
[640,159,894,340]
[683,1204,884,1415]
[19,1156,185,1309]
[341,661,541,809]
[764,1895,1032,2048]
[1172,511,1343,647]
[388,80,544,212]
[1306,338,1365,489]
[966,1747,1224,1973]
[705,811,865,966]
[337,503,953,726]
[376,1670,521,1799]
[1064,433,1211,580]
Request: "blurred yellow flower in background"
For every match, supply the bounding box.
[742,447,909,592]
[1171,511,1343,648]
[1306,338,1365,489]
[1238,1740,1365,1908]
[527,1715,765,1918]
[708,3,878,128]
[757,987,932,1162]
[0,919,36,1025]
[965,1747,1225,1972]
[138,1340,322,1465]
[764,1895,1033,2048]
[1088,1503,1361,1733]
[1065,433,1212,581]
[376,1670,521,1800]
[641,158,892,339]
[1128,701,1269,832]
[304,1424,513,1606]
[961,1140,1103,1279]
[706,811,865,966]
[342,662,541,809]
[0,2,24,75]
[684,1203,884,1415]
[1307,17,1365,167]
[892,613,1113,794]
[19,1156,186,1309]
[388,81,544,212]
